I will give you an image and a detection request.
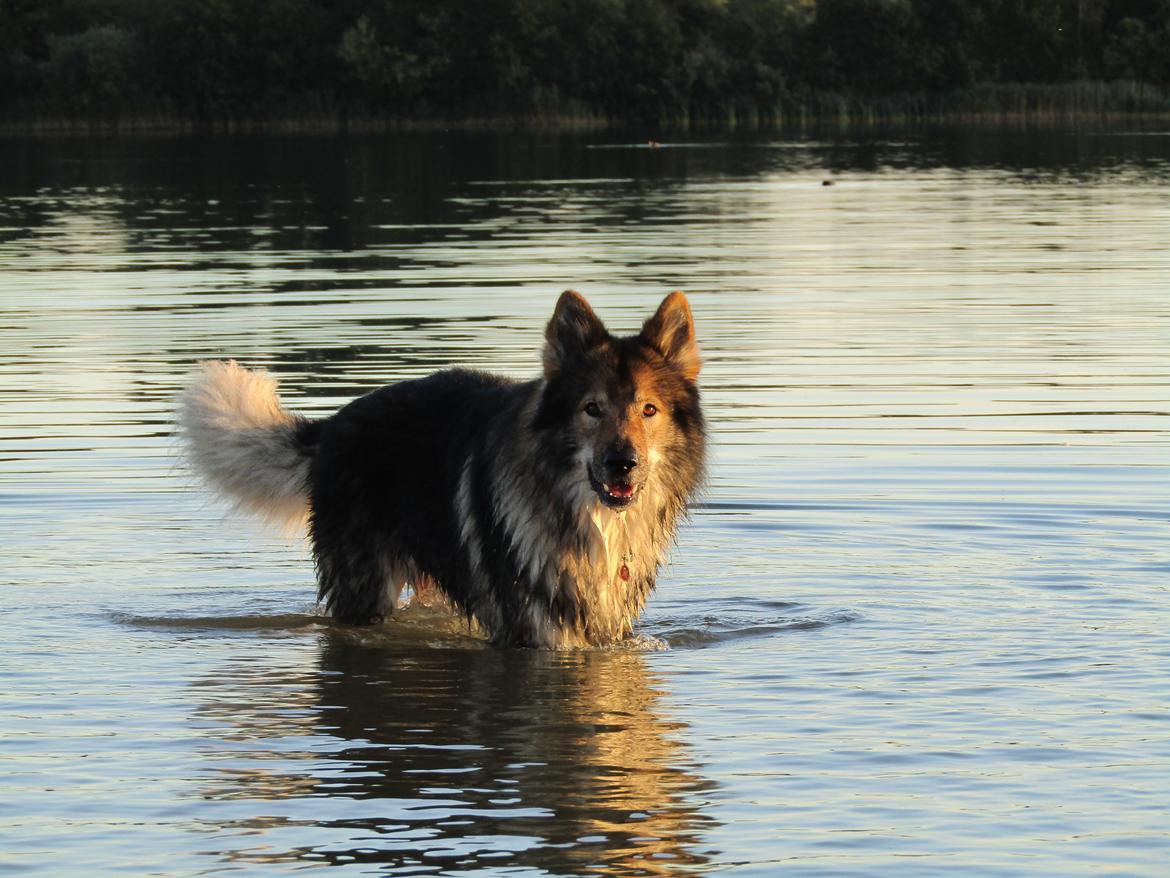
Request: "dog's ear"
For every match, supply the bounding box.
[641,291,700,381]
[543,290,607,379]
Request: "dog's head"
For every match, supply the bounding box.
[536,290,704,512]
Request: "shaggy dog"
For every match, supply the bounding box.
[179,291,705,647]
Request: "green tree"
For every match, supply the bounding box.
[338,13,436,107]
[42,24,139,112]
[723,0,809,111]
[1103,1,1170,83]
[807,0,924,94]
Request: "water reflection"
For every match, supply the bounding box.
[5,128,1169,258]
[193,625,715,874]
[4,126,1168,877]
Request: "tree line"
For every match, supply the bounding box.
[2,0,1169,127]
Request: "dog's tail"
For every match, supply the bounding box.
[178,360,315,533]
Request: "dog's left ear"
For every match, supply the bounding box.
[543,290,608,379]
[641,291,700,381]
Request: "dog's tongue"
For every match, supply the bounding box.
[608,483,635,499]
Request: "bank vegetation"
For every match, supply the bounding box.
[3,0,1169,130]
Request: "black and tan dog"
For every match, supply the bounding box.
[179,291,705,647]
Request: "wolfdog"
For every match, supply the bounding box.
[179,291,705,647]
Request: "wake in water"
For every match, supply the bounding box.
[647,597,862,648]
[114,594,859,650]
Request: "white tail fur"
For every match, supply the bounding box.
[178,360,312,533]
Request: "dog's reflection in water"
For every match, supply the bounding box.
[193,625,716,875]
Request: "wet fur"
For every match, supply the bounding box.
[179,291,705,647]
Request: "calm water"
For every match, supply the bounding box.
[2,128,1168,877]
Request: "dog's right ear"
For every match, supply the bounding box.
[543,290,607,379]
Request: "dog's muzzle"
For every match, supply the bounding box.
[588,464,639,510]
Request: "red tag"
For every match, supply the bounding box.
[619,564,630,581]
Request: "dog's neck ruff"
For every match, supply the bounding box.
[570,494,667,644]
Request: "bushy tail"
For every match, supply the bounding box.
[178,360,314,533]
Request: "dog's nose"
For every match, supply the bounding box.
[605,444,639,474]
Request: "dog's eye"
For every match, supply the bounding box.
[584,401,602,418]
[642,403,658,417]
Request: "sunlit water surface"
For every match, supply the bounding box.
[2,129,1168,876]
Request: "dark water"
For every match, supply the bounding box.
[2,128,1169,876]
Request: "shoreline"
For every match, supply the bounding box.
[4,82,1170,136]
[4,110,1170,137]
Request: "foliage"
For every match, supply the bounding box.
[42,25,138,111]
[1,0,1168,125]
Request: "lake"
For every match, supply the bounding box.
[1,127,1168,876]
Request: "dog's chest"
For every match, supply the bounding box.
[573,505,660,637]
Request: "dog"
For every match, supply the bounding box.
[178,290,705,647]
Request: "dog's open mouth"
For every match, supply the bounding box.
[588,467,638,509]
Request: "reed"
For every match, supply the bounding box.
[4,81,1170,135]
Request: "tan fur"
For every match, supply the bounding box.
[177,360,309,534]
[484,373,684,648]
